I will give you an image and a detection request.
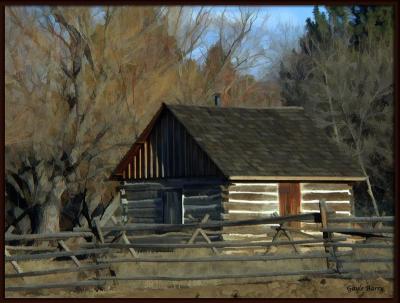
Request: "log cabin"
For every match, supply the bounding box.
[110,103,366,237]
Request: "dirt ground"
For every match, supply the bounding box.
[6,277,393,298]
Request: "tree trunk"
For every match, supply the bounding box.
[37,176,66,234]
[365,176,380,217]
[358,159,380,217]
[37,200,61,234]
[323,72,341,144]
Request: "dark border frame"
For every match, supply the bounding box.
[1,1,398,302]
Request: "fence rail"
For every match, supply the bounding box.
[5,200,394,294]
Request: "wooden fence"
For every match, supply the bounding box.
[5,200,394,293]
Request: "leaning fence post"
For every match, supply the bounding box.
[319,199,342,273]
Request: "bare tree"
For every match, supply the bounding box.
[5,7,176,232]
[5,6,282,233]
[280,25,393,216]
[5,6,222,233]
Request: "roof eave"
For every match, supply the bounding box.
[229,175,367,182]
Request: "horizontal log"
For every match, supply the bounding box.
[183,188,221,196]
[228,193,278,201]
[184,207,222,216]
[222,225,277,235]
[5,248,109,262]
[183,195,221,206]
[299,224,323,232]
[229,185,277,193]
[122,236,221,244]
[185,213,221,221]
[222,234,276,241]
[126,208,162,218]
[5,232,94,242]
[126,235,221,243]
[222,213,279,221]
[5,263,111,278]
[5,280,106,292]
[302,192,350,201]
[335,257,393,263]
[83,237,346,249]
[184,213,221,222]
[127,231,192,239]
[74,212,321,233]
[96,269,335,281]
[184,193,221,200]
[327,242,394,248]
[325,213,352,218]
[98,252,336,264]
[122,183,164,191]
[328,216,394,223]
[127,198,162,207]
[125,190,160,201]
[184,204,219,211]
[302,203,351,212]
[223,202,279,212]
[183,200,221,208]
[132,230,223,238]
[5,245,59,252]
[128,217,163,224]
[301,183,351,191]
[321,227,394,234]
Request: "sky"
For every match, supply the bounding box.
[210,5,315,28]
[265,5,315,28]
[187,5,317,78]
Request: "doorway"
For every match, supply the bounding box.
[278,182,301,217]
[162,189,183,224]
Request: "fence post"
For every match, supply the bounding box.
[5,226,25,282]
[319,199,342,273]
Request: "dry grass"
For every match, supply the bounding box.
[5,234,393,298]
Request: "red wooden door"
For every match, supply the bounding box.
[278,183,301,217]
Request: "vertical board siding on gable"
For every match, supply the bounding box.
[222,183,280,241]
[122,110,221,180]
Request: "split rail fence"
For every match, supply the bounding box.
[5,200,394,293]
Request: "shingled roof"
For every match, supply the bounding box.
[166,104,365,181]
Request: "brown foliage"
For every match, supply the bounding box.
[5,6,281,233]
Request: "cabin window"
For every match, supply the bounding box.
[162,189,183,224]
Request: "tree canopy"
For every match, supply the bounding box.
[279,5,394,216]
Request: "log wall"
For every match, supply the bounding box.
[300,183,352,215]
[121,181,223,225]
[183,186,223,223]
[122,183,164,224]
[222,183,280,240]
[300,182,353,231]
[121,181,354,237]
